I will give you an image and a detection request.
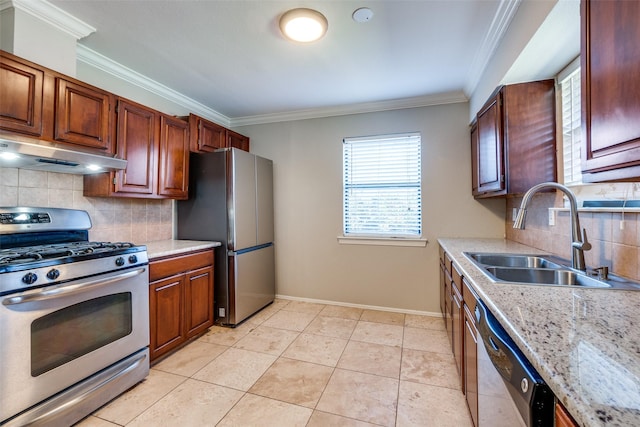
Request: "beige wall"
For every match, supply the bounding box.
[237,103,505,314]
[0,167,173,243]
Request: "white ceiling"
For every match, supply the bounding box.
[43,0,575,124]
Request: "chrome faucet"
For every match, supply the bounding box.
[513,182,592,271]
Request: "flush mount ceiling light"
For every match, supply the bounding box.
[279,8,328,43]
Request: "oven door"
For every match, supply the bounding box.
[0,266,150,423]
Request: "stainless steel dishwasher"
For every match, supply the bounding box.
[476,298,555,427]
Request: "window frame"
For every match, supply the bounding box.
[558,56,582,186]
[339,132,427,247]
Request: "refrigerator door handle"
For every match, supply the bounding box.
[230,242,274,256]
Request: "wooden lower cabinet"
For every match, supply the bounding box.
[555,402,579,427]
[149,249,214,362]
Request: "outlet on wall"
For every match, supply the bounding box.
[512,208,517,221]
[548,209,555,226]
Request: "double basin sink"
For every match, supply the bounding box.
[464,252,640,290]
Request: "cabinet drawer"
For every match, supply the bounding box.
[451,262,463,294]
[462,278,478,314]
[150,250,214,281]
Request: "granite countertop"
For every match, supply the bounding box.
[142,239,222,259]
[438,238,640,427]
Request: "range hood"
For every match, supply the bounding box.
[0,136,127,175]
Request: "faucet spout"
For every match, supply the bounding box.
[513,182,590,271]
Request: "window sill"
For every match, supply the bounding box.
[337,236,428,247]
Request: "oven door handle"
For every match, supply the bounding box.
[2,268,147,306]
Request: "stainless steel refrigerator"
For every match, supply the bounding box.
[177,148,275,326]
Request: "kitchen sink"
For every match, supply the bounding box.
[467,253,564,269]
[463,252,640,290]
[484,267,610,288]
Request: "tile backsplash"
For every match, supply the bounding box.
[506,191,640,282]
[1,167,173,243]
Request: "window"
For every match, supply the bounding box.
[342,132,422,238]
[559,58,582,185]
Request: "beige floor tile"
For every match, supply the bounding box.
[233,325,300,355]
[361,309,406,325]
[74,416,119,426]
[248,358,334,408]
[93,370,185,425]
[307,411,379,426]
[351,321,404,347]
[397,381,473,427]
[337,340,402,378]
[304,315,358,339]
[198,322,254,346]
[319,305,363,320]
[401,348,460,389]
[405,314,446,330]
[152,340,227,377]
[403,327,451,353]
[271,298,291,309]
[317,369,399,426]
[217,393,312,427]
[282,332,348,366]
[192,347,276,391]
[281,300,326,314]
[127,379,243,427]
[244,303,281,325]
[262,309,317,331]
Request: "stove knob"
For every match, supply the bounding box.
[46,269,60,280]
[128,255,138,264]
[115,257,125,267]
[22,272,38,285]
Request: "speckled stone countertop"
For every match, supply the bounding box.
[438,238,640,427]
[143,240,221,259]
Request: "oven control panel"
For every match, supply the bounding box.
[0,212,51,224]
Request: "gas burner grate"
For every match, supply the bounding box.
[0,241,137,266]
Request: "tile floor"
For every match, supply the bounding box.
[77,299,473,427]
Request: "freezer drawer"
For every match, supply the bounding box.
[228,244,275,325]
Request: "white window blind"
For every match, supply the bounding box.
[560,64,582,185]
[343,133,422,237]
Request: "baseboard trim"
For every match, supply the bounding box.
[275,294,442,318]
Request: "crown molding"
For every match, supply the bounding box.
[0,0,95,39]
[76,44,231,128]
[464,0,522,96]
[230,92,468,127]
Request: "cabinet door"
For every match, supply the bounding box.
[464,304,479,427]
[555,402,578,427]
[0,54,44,136]
[227,129,250,152]
[184,265,214,338]
[158,115,189,199]
[452,284,464,389]
[54,78,113,153]
[114,99,157,195]
[476,94,504,194]
[149,274,184,361]
[581,0,640,180]
[190,114,226,152]
[470,121,479,195]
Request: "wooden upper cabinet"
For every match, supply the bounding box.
[158,114,189,199]
[0,53,44,136]
[188,113,226,152]
[0,50,115,156]
[472,80,556,198]
[227,129,250,152]
[581,0,640,181]
[84,98,190,199]
[113,98,158,195]
[54,78,113,152]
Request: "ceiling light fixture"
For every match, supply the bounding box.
[279,8,328,43]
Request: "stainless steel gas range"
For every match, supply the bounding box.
[0,207,150,426]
